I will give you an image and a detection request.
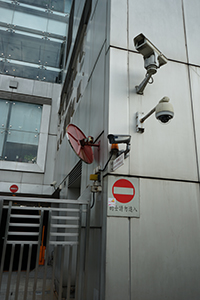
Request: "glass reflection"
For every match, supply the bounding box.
[18,0,72,13]
[0,99,42,163]
[0,0,71,82]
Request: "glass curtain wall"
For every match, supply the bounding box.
[0,99,42,162]
[0,0,71,82]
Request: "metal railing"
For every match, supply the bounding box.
[0,197,90,300]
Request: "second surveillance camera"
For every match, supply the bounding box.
[133,33,167,68]
[155,97,174,124]
[107,134,131,145]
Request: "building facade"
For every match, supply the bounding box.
[1,0,200,299]
[54,0,200,299]
[0,0,71,196]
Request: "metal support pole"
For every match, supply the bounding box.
[51,246,57,300]
[32,210,44,300]
[75,205,83,300]
[135,73,152,95]
[58,245,65,300]
[83,203,90,300]
[23,244,32,300]
[15,244,24,300]
[5,244,15,300]
[140,106,156,123]
[67,245,73,300]
[0,201,12,289]
[42,210,51,299]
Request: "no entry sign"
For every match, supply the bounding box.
[108,176,139,218]
[112,179,135,203]
[10,184,18,193]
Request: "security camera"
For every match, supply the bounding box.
[133,33,167,94]
[134,33,167,70]
[50,180,57,187]
[136,97,174,133]
[107,134,131,145]
[107,134,131,158]
[155,97,174,123]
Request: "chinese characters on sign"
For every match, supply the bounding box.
[108,202,138,213]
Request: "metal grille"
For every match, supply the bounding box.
[68,160,82,187]
[0,197,90,300]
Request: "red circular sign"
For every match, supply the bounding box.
[112,179,135,203]
[10,184,18,193]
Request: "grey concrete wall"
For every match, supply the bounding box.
[54,0,200,299]
[104,0,200,299]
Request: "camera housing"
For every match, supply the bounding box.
[155,97,174,123]
[134,33,167,71]
[107,134,131,158]
[136,97,174,133]
[107,134,131,145]
[133,33,168,94]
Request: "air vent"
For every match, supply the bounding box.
[68,160,82,187]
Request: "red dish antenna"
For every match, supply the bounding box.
[66,124,99,164]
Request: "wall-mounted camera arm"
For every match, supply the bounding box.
[135,73,152,95]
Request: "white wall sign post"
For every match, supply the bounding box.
[107,176,140,217]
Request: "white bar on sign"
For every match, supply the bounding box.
[113,187,134,195]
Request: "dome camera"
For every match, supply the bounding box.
[155,112,174,123]
[155,97,174,124]
[136,96,174,133]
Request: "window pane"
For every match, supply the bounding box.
[18,0,50,10]
[7,130,39,145]
[0,100,9,129]
[64,0,72,13]
[9,102,42,132]
[0,100,9,158]
[0,7,13,24]
[47,19,67,36]
[13,11,48,32]
[3,137,38,163]
[0,99,43,163]
[5,31,46,65]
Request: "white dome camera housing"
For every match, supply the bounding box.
[155,97,174,124]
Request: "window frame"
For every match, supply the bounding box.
[0,91,51,173]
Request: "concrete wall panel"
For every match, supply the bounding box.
[43,135,57,185]
[105,217,130,300]
[128,53,198,181]
[86,228,102,300]
[183,0,200,65]
[90,47,105,139]
[128,0,187,62]
[110,0,127,49]
[189,66,200,180]
[88,0,107,78]
[108,48,129,135]
[131,179,200,300]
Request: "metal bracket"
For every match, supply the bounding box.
[136,112,145,133]
[91,185,102,193]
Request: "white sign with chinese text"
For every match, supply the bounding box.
[107,176,140,218]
